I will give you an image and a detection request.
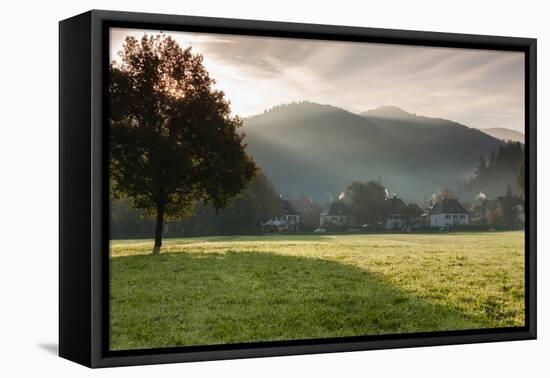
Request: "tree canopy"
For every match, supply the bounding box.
[110,171,282,239]
[342,181,388,226]
[109,34,257,253]
[465,142,524,199]
[517,158,525,200]
[178,171,282,235]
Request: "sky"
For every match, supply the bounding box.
[110,28,525,133]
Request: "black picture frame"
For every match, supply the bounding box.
[59,9,537,368]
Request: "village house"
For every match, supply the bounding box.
[468,193,524,229]
[385,197,408,230]
[408,203,424,229]
[384,197,425,230]
[429,198,469,228]
[262,199,300,232]
[319,201,354,228]
[469,197,495,224]
[420,209,430,227]
[289,195,323,231]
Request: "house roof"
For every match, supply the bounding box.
[289,195,322,213]
[321,201,351,216]
[430,198,468,215]
[387,197,407,214]
[280,199,298,215]
[408,203,424,217]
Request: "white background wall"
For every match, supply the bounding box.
[0,0,547,376]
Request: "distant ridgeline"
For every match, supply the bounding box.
[243,101,513,203]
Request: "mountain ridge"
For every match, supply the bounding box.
[478,127,524,143]
[242,101,504,202]
[361,105,415,119]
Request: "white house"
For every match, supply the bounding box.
[429,198,469,228]
[320,201,354,228]
[262,199,300,232]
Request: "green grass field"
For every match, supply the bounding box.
[109,232,525,351]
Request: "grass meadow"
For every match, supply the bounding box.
[109,232,525,351]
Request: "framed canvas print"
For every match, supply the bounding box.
[59,10,537,368]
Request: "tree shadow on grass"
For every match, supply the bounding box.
[109,250,493,351]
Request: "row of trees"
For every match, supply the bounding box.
[111,172,283,239]
[470,186,524,230]
[465,142,524,198]
[169,172,282,236]
[464,141,525,230]
[340,181,439,230]
[111,179,396,238]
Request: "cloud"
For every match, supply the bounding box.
[109,28,525,132]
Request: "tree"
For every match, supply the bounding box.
[464,142,524,199]
[290,194,323,231]
[110,197,155,239]
[343,181,388,226]
[517,158,525,200]
[496,185,519,229]
[109,34,257,254]
[506,183,513,198]
[165,171,282,236]
[474,154,488,184]
[210,171,282,235]
[489,149,497,167]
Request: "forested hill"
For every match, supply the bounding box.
[243,102,504,202]
[464,142,524,198]
[361,106,505,173]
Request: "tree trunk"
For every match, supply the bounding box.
[152,205,164,255]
